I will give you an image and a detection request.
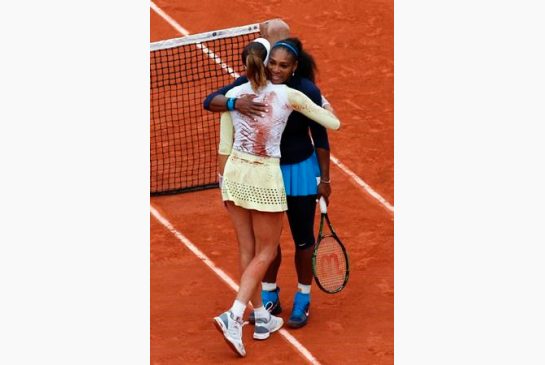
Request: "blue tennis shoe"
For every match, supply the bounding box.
[288,292,310,328]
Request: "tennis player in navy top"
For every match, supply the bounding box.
[204,29,337,330]
[211,38,340,357]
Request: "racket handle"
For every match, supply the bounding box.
[319,196,328,214]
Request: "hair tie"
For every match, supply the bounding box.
[272,41,299,58]
[251,37,271,66]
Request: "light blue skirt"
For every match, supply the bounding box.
[280,152,321,197]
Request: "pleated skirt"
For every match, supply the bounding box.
[280,152,320,196]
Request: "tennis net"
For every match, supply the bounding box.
[150,23,261,195]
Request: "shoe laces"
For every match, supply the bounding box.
[227,312,246,335]
[264,301,276,312]
[228,320,245,337]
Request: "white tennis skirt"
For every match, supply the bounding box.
[222,149,288,212]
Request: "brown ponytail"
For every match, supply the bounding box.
[246,52,267,92]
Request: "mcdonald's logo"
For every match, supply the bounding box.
[320,253,343,275]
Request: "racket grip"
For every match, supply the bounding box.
[319,196,328,214]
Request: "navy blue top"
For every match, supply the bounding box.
[203,76,330,165]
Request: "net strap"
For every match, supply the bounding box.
[151,22,260,79]
[150,23,260,51]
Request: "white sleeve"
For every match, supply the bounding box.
[218,112,234,155]
[287,88,340,130]
[321,95,331,108]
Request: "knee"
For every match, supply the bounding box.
[289,219,315,250]
[240,250,254,263]
[239,245,255,260]
[256,246,278,264]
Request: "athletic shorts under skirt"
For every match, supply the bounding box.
[280,152,321,196]
[221,149,288,212]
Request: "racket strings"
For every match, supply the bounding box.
[314,236,348,292]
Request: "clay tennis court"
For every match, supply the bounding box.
[150,0,393,364]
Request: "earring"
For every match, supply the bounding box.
[292,71,295,76]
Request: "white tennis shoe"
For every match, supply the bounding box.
[213,311,246,357]
[253,314,284,340]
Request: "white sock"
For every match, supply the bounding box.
[253,305,271,320]
[230,299,246,319]
[262,282,277,291]
[297,283,311,294]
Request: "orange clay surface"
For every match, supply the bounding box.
[150,1,393,364]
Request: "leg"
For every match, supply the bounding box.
[295,243,315,285]
[213,203,268,357]
[214,202,251,356]
[285,195,317,328]
[225,202,254,272]
[286,195,318,285]
[225,202,262,309]
[262,244,282,283]
[248,244,281,325]
[246,210,285,340]
[236,210,283,305]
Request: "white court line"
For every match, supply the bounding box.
[331,156,394,213]
[150,2,190,36]
[150,206,322,365]
[150,206,240,291]
[151,1,394,214]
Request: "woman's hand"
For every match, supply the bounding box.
[317,180,331,205]
[235,94,268,118]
